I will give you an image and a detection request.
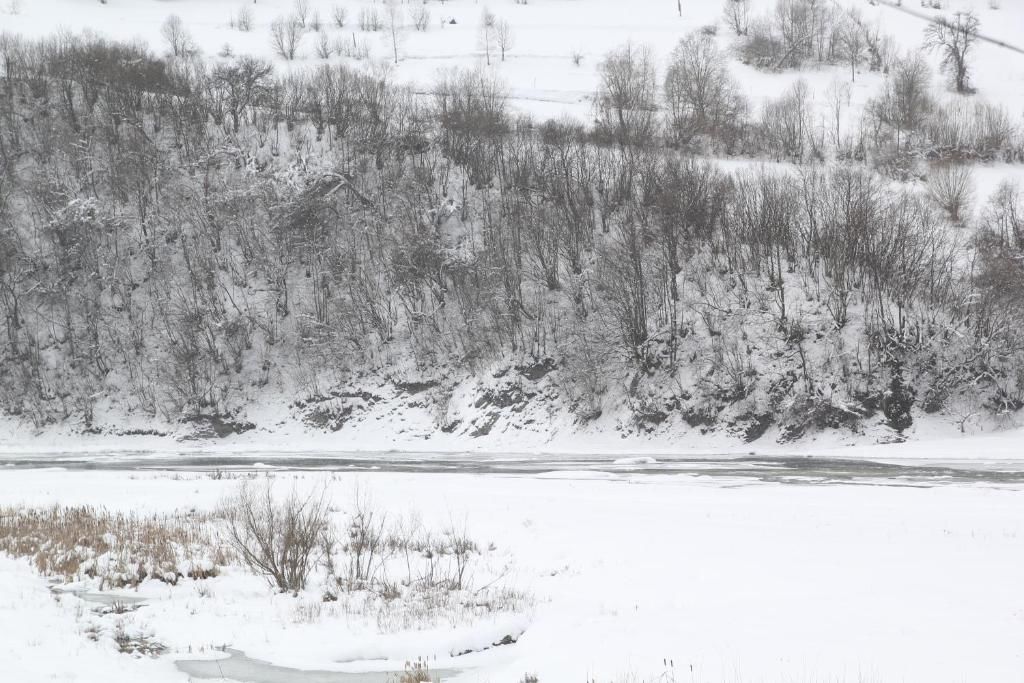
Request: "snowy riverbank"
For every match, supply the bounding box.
[2,467,1024,683]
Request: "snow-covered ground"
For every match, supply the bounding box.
[2,467,1024,682]
[3,400,1024,462]
[4,0,1024,123]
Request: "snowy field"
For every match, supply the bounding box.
[4,0,1024,123]
[2,466,1024,683]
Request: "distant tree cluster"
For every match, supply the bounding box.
[0,31,1021,439]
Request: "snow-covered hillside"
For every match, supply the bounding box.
[2,0,1024,451]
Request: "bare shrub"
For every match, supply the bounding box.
[359,7,382,32]
[293,0,311,28]
[981,180,1023,247]
[315,32,332,59]
[234,6,254,32]
[927,164,974,223]
[114,624,166,657]
[738,17,783,68]
[343,490,387,586]
[723,0,751,36]
[412,4,431,32]
[332,5,348,28]
[336,34,370,60]
[221,482,330,592]
[271,16,303,60]
[443,525,478,589]
[925,100,1017,160]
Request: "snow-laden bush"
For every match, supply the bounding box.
[221,481,330,592]
[927,163,974,223]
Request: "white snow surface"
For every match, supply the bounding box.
[4,0,1024,126]
[2,468,1024,682]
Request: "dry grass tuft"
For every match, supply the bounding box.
[0,505,230,587]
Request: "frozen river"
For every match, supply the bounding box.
[4,450,1024,487]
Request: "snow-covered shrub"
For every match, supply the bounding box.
[927,163,974,223]
[412,5,431,32]
[923,100,1016,161]
[359,7,382,32]
[342,490,387,587]
[221,481,330,592]
[293,0,311,29]
[233,6,253,32]
[315,33,331,59]
[332,5,348,28]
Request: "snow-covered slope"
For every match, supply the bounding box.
[5,0,1024,123]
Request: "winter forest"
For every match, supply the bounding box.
[2,0,1024,446]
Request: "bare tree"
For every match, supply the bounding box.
[866,53,934,154]
[761,79,811,159]
[411,4,431,32]
[479,9,497,66]
[496,19,514,62]
[222,482,331,593]
[161,15,195,58]
[332,5,348,29]
[293,0,311,29]
[271,16,303,60]
[840,9,866,81]
[664,32,746,148]
[723,0,751,36]
[981,180,1023,247]
[594,43,658,147]
[211,55,274,133]
[924,11,980,93]
[383,1,404,65]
